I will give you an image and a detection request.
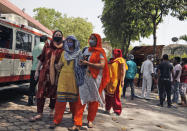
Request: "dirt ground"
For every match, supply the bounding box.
[0,87,186,131]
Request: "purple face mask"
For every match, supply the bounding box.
[67,42,74,48]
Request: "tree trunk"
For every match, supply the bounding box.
[121,35,126,55]
[124,35,131,58]
[153,19,157,62]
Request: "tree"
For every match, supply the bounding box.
[179,34,187,42]
[58,17,93,48]
[101,0,186,58]
[101,0,153,56]
[33,7,93,48]
[136,0,186,58]
[33,8,62,30]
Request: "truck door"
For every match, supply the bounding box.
[14,30,32,81]
[0,24,14,83]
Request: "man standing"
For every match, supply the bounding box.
[123,54,137,100]
[27,35,47,106]
[141,55,154,100]
[157,54,173,107]
[172,57,182,104]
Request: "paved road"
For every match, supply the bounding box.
[0,87,187,131]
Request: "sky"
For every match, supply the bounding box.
[9,0,187,46]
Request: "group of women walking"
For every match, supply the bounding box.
[29,30,127,131]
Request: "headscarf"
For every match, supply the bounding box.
[88,33,110,93]
[50,30,63,49]
[113,49,122,58]
[109,49,122,64]
[64,35,85,86]
[64,35,81,61]
[108,48,128,69]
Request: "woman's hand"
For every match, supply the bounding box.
[55,63,63,72]
[121,81,124,87]
[79,59,89,65]
[79,59,105,69]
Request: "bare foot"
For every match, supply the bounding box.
[29,114,42,122]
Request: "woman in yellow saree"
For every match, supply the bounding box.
[105,49,127,115]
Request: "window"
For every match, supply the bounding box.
[34,36,40,46]
[0,25,13,49]
[16,31,32,52]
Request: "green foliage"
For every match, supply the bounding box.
[179,34,187,42]
[33,7,93,48]
[169,53,187,60]
[170,0,187,20]
[101,0,153,54]
[33,8,62,30]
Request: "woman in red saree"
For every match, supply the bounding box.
[30,30,64,122]
[105,49,127,116]
[69,33,110,131]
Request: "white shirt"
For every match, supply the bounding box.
[141,59,154,78]
[174,64,182,82]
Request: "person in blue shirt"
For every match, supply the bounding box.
[27,35,48,106]
[123,54,137,100]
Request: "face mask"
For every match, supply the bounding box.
[151,58,154,61]
[67,42,74,48]
[53,37,62,43]
[89,40,97,47]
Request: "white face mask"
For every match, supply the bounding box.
[151,58,154,61]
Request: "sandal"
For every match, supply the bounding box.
[88,121,94,128]
[29,115,42,122]
[68,125,80,131]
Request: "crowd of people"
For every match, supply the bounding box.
[26,30,187,130]
[140,54,187,107]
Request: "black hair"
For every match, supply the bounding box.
[174,57,181,63]
[163,54,168,60]
[40,35,48,42]
[53,30,63,38]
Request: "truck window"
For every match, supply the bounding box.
[34,36,40,46]
[16,31,32,52]
[0,25,13,49]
